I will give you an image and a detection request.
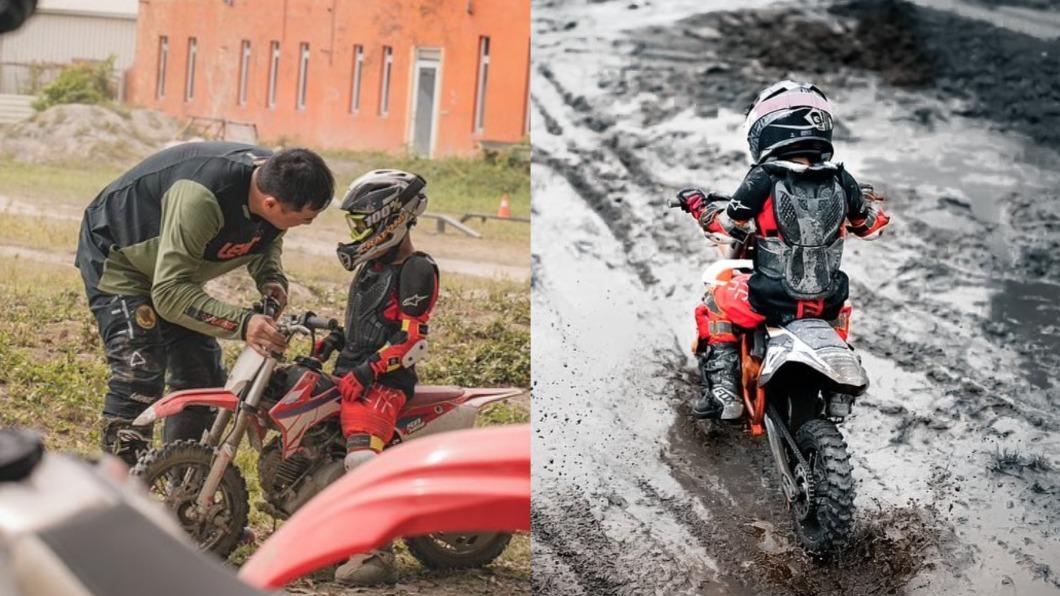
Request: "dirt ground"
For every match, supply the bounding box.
[531,0,1059,594]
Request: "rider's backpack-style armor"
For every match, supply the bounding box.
[342,261,401,365]
[754,170,846,300]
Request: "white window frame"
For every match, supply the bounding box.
[156,36,168,99]
[267,41,280,109]
[296,43,310,110]
[473,36,490,132]
[184,37,197,102]
[350,44,364,113]
[379,45,393,116]
[237,40,251,106]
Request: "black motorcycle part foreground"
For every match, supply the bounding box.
[131,440,249,559]
[38,502,263,596]
[791,419,856,556]
[405,532,512,570]
[0,427,44,481]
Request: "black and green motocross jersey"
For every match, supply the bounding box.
[76,142,287,339]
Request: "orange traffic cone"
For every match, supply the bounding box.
[497,193,512,218]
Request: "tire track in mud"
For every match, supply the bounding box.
[533,0,1060,594]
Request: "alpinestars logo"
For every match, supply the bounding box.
[403,294,429,308]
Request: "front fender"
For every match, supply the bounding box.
[132,388,240,426]
[759,325,869,393]
[239,424,530,589]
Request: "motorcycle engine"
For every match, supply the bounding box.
[257,419,345,520]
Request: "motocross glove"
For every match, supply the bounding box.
[698,200,729,232]
[313,328,346,362]
[338,371,368,402]
[676,188,710,220]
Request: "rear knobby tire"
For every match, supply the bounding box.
[130,439,249,559]
[405,532,512,570]
[792,419,855,556]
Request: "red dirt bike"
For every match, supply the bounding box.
[0,424,530,595]
[671,198,869,555]
[130,302,523,567]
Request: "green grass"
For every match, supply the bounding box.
[320,150,531,219]
[0,151,530,219]
[0,159,123,205]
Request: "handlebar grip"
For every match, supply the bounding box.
[260,296,281,319]
[305,315,338,330]
[668,200,683,209]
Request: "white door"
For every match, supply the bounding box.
[410,48,441,156]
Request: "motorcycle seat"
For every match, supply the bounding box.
[407,385,466,408]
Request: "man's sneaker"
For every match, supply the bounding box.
[335,546,398,586]
[100,417,153,467]
[694,343,744,420]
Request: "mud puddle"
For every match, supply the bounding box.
[532,0,1060,594]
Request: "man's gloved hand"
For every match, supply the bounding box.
[261,282,288,316]
[675,188,710,219]
[338,372,366,402]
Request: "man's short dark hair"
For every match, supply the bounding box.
[256,148,335,211]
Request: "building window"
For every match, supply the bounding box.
[473,36,490,132]
[349,44,364,113]
[155,36,168,99]
[184,37,197,102]
[296,43,310,110]
[237,40,251,106]
[267,41,280,109]
[379,45,393,116]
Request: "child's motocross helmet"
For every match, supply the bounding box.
[743,80,835,164]
[336,169,427,270]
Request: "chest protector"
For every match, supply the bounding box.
[754,171,846,300]
[343,261,400,362]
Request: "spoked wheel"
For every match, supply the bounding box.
[131,440,249,559]
[788,419,855,556]
[405,532,512,570]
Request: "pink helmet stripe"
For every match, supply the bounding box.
[747,90,833,125]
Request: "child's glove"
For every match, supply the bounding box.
[675,188,710,219]
[859,183,885,203]
[313,328,345,361]
[338,371,366,402]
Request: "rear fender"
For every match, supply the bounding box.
[464,387,525,409]
[759,320,869,394]
[239,424,530,589]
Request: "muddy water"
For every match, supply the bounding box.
[532,0,1060,594]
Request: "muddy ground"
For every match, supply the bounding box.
[531,0,1059,594]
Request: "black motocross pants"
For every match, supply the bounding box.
[88,292,225,443]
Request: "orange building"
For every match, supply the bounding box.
[128,0,530,157]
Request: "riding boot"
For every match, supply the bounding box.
[335,544,398,586]
[100,416,154,467]
[693,343,743,420]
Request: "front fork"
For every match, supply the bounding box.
[195,357,277,510]
[764,404,803,505]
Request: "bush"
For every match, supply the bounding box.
[32,56,116,112]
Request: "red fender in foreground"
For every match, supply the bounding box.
[239,424,531,589]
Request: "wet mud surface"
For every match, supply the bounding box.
[531,0,1060,594]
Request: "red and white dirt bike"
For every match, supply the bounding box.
[131,303,522,568]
